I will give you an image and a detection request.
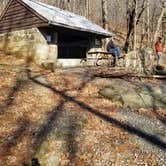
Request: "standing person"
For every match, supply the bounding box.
[155,37,163,66]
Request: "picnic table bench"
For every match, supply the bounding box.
[87,51,125,66]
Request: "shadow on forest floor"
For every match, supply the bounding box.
[26,70,166,150]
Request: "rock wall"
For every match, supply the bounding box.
[0,28,58,65]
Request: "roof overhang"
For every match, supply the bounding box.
[48,21,113,38]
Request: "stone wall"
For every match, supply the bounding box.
[0,28,107,68]
[0,28,58,65]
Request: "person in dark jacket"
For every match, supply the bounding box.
[107,37,121,58]
[107,37,124,66]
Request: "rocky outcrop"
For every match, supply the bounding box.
[100,79,166,109]
[125,48,155,74]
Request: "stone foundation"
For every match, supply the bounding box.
[0,28,58,66]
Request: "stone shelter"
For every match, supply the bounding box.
[0,0,113,67]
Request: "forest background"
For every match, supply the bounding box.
[0,0,166,52]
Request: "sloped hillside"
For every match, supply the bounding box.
[0,54,165,165]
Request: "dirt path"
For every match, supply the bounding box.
[0,66,165,166]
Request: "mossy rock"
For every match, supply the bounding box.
[99,81,166,109]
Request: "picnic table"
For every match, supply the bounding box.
[87,51,125,66]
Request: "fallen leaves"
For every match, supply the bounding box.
[0,62,165,165]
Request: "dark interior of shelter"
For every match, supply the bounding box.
[39,26,103,59]
[58,34,88,59]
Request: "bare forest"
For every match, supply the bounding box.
[0,1,166,166]
[1,0,165,51]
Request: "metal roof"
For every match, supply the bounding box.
[21,0,113,37]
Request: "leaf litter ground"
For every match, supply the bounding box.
[0,54,165,166]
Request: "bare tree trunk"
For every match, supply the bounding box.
[133,0,137,51]
[153,4,166,45]
[124,0,146,52]
[140,12,145,48]
[86,0,90,19]
[147,0,150,46]
[102,0,109,30]
[162,17,166,47]
[124,0,136,52]
[101,0,109,49]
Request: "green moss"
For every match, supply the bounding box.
[100,82,166,109]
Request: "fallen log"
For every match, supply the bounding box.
[94,68,166,79]
[94,68,138,78]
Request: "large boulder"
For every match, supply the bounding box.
[99,79,166,109]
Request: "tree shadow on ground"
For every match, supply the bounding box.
[0,70,83,164]
[122,78,166,125]
[145,84,166,125]
[27,70,166,150]
[0,117,30,157]
[30,101,65,153]
[0,79,24,114]
[65,114,79,163]
[29,101,80,164]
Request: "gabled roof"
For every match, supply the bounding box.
[19,0,113,37]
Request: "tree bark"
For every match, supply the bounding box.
[101,0,109,49]
[153,5,166,45]
[102,0,109,30]
[147,0,150,46]
[124,0,136,52]
[133,0,137,51]
[124,0,146,52]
